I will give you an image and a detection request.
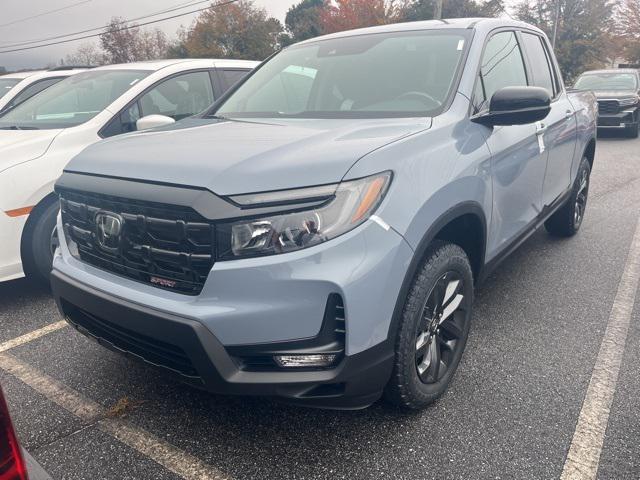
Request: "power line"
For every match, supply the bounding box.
[0,0,93,28]
[0,1,236,55]
[0,0,214,49]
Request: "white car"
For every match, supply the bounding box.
[0,67,88,113]
[0,58,258,282]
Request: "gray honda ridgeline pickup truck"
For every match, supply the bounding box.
[51,18,597,410]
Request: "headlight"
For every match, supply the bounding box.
[619,96,639,107]
[216,171,392,259]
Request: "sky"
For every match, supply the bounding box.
[0,0,297,71]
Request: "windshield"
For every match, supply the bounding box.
[214,29,470,119]
[574,72,638,91]
[0,78,20,100]
[0,70,150,130]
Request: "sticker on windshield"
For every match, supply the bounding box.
[457,40,465,51]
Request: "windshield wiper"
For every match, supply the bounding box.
[0,125,39,130]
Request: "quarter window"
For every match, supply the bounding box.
[479,32,528,103]
[521,33,555,96]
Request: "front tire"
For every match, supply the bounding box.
[384,242,473,410]
[23,201,59,284]
[544,156,591,237]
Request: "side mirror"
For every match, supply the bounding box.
[136,114,176,131]
[472,86,551,126]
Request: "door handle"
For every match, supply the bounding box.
[536,122,547,135]
[565,110,574,119]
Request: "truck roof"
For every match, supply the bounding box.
[296,17,544,46]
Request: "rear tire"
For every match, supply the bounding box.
[384,241,473,410]
[544,156,591,237]
[23,201,59,285]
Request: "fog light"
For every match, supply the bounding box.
[274,354,338,368]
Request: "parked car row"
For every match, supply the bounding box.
[0,66,90,115]
[0,59,258,284]
[2,18,598,412]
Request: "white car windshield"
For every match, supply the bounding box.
[0,78,20,100]
[214,29,470,119]
[0,70,150,130]
[574,72,638,91]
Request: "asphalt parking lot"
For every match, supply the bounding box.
[1,132,640,480]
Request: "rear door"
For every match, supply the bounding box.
[520,31,576,207]
[475,30,548,257]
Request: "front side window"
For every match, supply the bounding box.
[521,33,555,96]
[215,30,470,118]
[479,31,528,103]
[139,71,214,121]
[574,72,638,91]
[0,70,150,130]
[0,78,20,99]
[102,71,215,138]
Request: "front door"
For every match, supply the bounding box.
[474,31,548,258]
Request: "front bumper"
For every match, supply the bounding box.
[52,270,394,409]
[597,108,638,128]
[0,211,27,282]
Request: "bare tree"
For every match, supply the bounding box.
[100,17,168,64]
[65,42,105,66]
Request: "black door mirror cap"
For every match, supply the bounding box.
[472,86,551,126]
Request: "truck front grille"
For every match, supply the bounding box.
[59,189,215,295]
[597,100,619,115]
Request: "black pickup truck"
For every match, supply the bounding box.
[574,68,640,137]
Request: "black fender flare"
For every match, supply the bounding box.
[385,201,487,344]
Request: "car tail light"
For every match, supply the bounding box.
[0,385,28,480]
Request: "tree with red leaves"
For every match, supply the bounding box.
[318,0,402,34]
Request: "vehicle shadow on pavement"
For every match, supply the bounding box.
[0,277,51,310]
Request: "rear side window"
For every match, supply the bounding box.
[479,32,528,103]
[521,33,555,96]
[220,69,250,90]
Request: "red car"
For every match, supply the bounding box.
[1,384,50,480]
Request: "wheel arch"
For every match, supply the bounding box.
[386,202,487,342]
[19,192,59,274]
[583,137,596,169]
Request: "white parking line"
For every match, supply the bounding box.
[0,352,230,480]
[561,217,640,480]
[0,321,67,353]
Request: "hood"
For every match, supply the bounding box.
[0,129,62,173]
[593,90,638,99]
[65,117,430,195]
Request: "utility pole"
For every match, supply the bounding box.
[434,0,443,20]
[551,0,560,48]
